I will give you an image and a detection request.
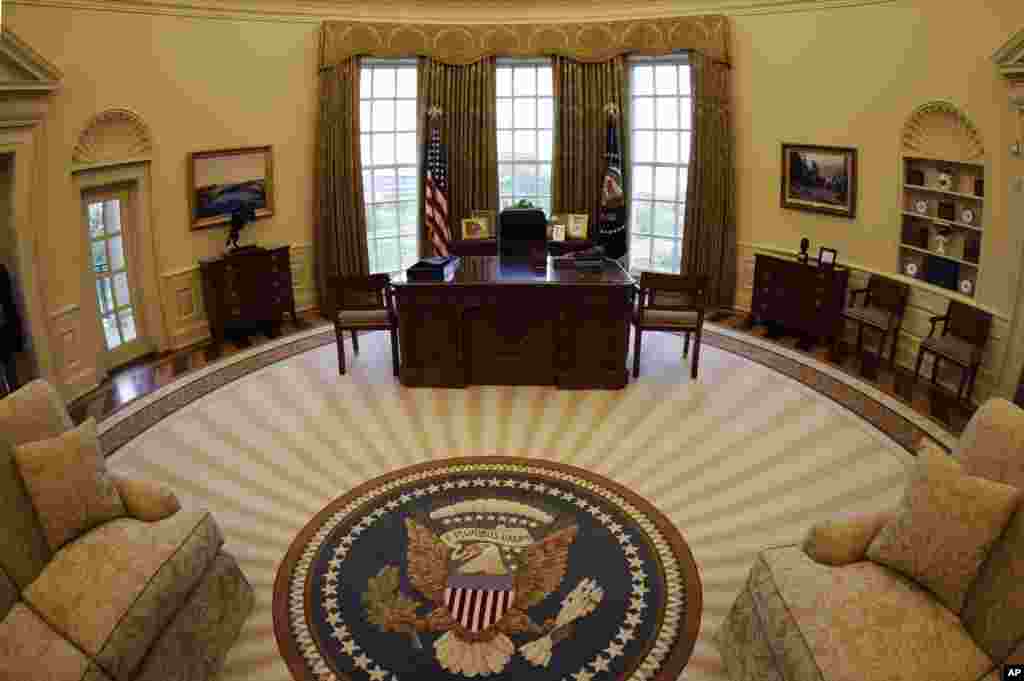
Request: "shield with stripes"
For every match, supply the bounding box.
[444,574,516,634]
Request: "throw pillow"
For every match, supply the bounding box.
[13,419,126,551]
[866,446,1021,614]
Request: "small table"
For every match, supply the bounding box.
[274,457,702,681]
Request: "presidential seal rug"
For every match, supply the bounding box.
[273,457,702,681]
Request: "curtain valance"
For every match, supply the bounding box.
[319,16,730,68]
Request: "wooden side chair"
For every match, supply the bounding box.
[913,299,992,402]
[329,274,399,376]
[839,274,910,372]
[632,272,709,380]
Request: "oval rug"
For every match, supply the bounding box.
[273,457,702,681]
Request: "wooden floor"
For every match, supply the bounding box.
[68,308,978,434]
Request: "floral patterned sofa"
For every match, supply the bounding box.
[0,380,253,681]
[715,397,1024,681]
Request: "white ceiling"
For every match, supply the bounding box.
[70,0,891,23]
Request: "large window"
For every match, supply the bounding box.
[629,56,691,273]
[497,60,553,214]
[360,60,419,274]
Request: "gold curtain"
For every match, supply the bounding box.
[552,56,626,234]
[682,52,736,311]
[417,57,497,254]
[316,56,369,316]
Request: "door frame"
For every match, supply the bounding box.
[73,162,167,383]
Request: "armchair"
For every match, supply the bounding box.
[838,274,909,373]
[632,272,709,379]
[329,274,400,376]
[913,300,992,401]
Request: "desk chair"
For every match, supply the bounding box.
[913,299,991,402]
[633,272,709,380]
[329,274,399,376]
[839,274,909,372]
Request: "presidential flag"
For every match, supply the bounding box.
[598,105,627,260]
[425,118,452,257]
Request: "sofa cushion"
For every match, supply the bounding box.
[866,446,1020,614]
[961,503,1024,664]
[14,419,126,552]
[0,603,114,681]
[955,398,1024,490]
[749,546,993,681]
[0,437,51,590]
[24,510,223,681]
[0,379,73,446]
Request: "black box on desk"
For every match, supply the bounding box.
[406,256,461,282]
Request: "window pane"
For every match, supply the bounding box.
[679,66,692,95]
[96,278,114,314]
[360,69,372,98]
[109,235,126,272]
[633,166,653,200]
[513,68,535,96]
[680,98,693,129]
[362,169,373,201]
[396,68,416,95]
[113,272,130,308]
[499,164,514,196]
[653,203,677,236]
[657,131,679,164]
[372,134,395,165]
[654,166,676,201]
[656,97,678,129]
[676,204,687,238]
[400,236,418,268]
[538,131,552,161]
[377,238,400,272]
[396,100,416,131]
[680,132,692,164]
[396,133,416,164]
[361,134,371,164]
[497,99,513,129]
[538,163,551,192]
[92,241,109,274]
[398,167,417,200]
[497,68,512,97]
[365,203,376,232]
[536,66,552,96]
[537,97,553,129]
[631,236,652,270]
[374,169,396,202]
[375,204,399,237]
[374,68,395,98]
[634,131,654,163]
[88,203,104,238]
[633,66,653,95]
[655,64,677,94]
[368,240,378,273]
[102,314,121,350]
[104,201,121,234]
[399,201,418,234]
[633,97,653,129]
[652,238,677,272]
[678,167,689,197]
[513,164,537,196]
[514,130,536,161]
[360,100,371,127]
[631,201,652,234]
[514,98,535,128]
[119,309,137,343]
[373,100,394,132]
[536,197,552,216]
[498,131,513,160]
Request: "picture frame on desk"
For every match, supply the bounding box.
[461,217,489,240]
[817,247,837,270]
[566,213,589,240]
[188,146,274,230]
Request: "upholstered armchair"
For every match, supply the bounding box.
[716,398,1024,681]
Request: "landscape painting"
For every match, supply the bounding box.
[189,146,274,230]
[781,144,857,218]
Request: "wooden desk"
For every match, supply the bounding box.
[392,255,635,389]
[450,238,596,257]
[746,253,849,350]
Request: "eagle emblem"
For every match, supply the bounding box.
[361,498,604,677]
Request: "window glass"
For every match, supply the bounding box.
[497,61,553,211]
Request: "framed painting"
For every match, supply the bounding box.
[461,217,489,240]
[188,146,274,230]
[781,144,857,219]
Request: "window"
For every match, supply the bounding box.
[497,60,553,214]
[628,56,691,273]
[360,60,419,274]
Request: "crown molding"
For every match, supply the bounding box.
[993,29,1024,109]
[0,27,62,92]
[8,0,897,24]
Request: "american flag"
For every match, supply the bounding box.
[425,120,452,257]
[598,104,627,259]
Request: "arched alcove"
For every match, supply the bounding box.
[900,100,985,163]
[72,107,153,170]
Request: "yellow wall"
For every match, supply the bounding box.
[6,5,320,312]
[732,1,1024,316]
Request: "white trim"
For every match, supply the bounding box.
[71,156,153,174]
[161,263,199,279]
[49,303,80,319]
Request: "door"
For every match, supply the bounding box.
[83,186,154,369]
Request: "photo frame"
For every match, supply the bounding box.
[818,247,838,269]
[551,224,566,242]
[781,144,857,219]
[188,146,274,230]
[461,217,489,240]
[566,213,589,240]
